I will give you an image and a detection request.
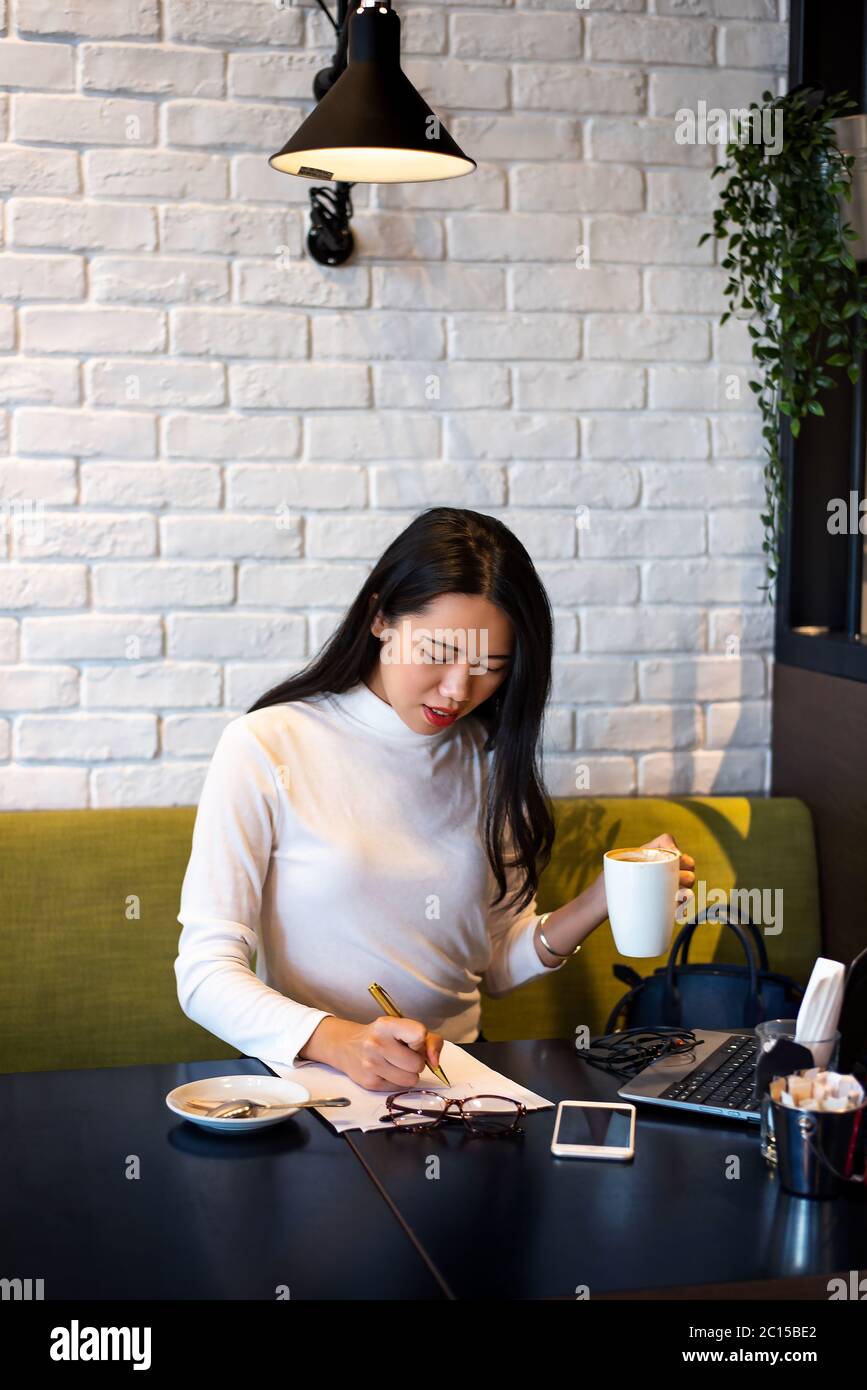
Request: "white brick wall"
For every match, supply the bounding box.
[0,0,788,808]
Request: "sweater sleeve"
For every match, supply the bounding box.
[174,717,333,1069]
[479,833,569,998]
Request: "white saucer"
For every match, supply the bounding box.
[166,1075,311,1133]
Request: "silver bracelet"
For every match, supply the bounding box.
[538,911,582,959]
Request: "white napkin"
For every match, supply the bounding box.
[794,956,846,1068]
[258,1039,555,1134]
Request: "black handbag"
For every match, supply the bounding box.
[604,908,806,1034]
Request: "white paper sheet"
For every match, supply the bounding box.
[258,1039,556,1133]
[795,956,846,1068]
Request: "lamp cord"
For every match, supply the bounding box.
[313,0,338,32]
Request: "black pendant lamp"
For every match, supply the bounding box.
[269,0,476,185]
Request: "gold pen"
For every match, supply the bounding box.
[368,982,451,1086]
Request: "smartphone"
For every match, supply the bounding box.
[551,1100,636,1160]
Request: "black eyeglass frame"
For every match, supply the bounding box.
[380,1088,527,1136]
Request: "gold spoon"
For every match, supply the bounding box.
[183,1096,351,1119]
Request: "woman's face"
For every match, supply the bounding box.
[367,591,514,735]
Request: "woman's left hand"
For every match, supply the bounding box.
[639,832,696,897]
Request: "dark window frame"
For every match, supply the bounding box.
[775,0,867,683]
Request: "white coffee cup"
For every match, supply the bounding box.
[602,846,681,958]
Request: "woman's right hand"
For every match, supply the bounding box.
[300,1014,445,1092]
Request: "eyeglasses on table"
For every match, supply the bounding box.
[379,1089,527,1137]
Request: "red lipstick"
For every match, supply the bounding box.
[422,704,459,729]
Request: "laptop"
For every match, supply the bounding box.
[617,1030,762,1123]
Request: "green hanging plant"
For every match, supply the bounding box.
[701,86,867,600]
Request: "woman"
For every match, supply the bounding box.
[175,507,695,1092]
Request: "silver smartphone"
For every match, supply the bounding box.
[551,1100,636,1160]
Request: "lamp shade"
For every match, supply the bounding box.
[269,0,475,183]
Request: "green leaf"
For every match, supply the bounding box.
[700,88,861,589]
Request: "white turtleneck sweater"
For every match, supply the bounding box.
[174,680,566,1069]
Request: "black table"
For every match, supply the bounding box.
[0,1057,447,1300]
[344,1039,867,1299]
[4,1043,865,1301]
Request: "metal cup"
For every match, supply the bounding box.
[754,1020,841,1164]
[773,1098,866,1198]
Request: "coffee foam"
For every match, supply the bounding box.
[607,847,678,863]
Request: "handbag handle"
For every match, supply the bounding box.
[663,915,763,1028]
[603,983,643,1036]
[674,906,771,974]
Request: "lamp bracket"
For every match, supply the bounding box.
[307,183,355,266]
[308,0,354,265]
[312,0,351,99]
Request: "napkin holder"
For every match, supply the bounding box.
[752,1038,815,1103]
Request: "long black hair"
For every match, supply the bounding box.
[247,507,555,914]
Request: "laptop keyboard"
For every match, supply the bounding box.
[658,1035,762,1114]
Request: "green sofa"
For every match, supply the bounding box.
[0,797,821,1074]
